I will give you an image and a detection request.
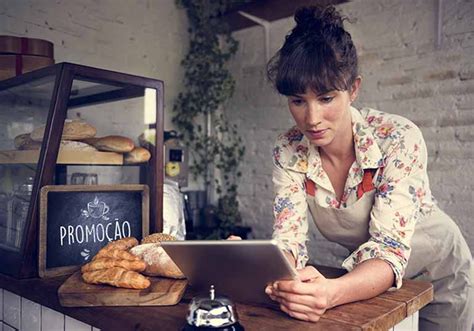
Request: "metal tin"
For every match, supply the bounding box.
[0,35,54,58]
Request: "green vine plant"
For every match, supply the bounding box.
[173,0,246,239]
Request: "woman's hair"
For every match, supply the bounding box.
[267,5,358,96]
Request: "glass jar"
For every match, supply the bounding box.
[6,176,33,250]
[0,192,8,245]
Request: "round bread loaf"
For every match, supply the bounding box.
[124,147,151,164]
[30,120,96,142]
[94,135,135,153]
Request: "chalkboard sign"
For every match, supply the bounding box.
[39,184,149,278]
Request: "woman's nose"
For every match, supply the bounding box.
[306,102,322,126]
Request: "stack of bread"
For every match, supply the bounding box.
[81,233,185,289]
[81,237,150,289]
[14,119,151,164]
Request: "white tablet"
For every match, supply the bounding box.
[161,239,298,305]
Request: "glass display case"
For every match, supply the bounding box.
[0,63,164,278]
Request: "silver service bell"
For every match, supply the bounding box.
[183,285,244,331]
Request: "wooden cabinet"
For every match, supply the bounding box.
[0,63,164,278]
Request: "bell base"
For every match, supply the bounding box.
[182,322,244,331]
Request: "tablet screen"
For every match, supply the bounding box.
[161,239,297,304]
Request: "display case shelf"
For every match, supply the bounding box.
[0,149,124,165]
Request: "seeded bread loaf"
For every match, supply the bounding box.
[141,233,176,244]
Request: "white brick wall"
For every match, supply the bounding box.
[227,0,474,266]
[0,0,187,131]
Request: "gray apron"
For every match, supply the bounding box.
[306,171,474,331]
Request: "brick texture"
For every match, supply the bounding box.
[0,0,188,130]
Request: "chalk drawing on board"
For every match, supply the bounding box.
[80,248,91,261]
[81,196,110,220]
[79,196,111,261]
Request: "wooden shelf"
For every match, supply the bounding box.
[0,149,123,165]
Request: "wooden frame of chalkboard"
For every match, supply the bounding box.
[38,184,149,278]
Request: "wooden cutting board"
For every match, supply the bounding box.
[58,271,187,307]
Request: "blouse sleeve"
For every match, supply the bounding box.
[342,123,429,288]
[272,147,309,269]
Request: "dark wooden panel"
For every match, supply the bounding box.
[223,0,350,31]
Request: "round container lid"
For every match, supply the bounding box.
[0,35,54,58]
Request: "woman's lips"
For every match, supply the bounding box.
[306,129,327,140]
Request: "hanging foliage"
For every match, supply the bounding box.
[173,0,247,238]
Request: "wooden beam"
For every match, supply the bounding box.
[223,0,350,32]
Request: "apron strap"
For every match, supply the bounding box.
[305,167,384,198]
[356,168,381,199]
[305,178,316,196]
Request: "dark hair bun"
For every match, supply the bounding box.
[294,6,345,34]
[267,5,358,96]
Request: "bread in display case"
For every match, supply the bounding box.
[0,63,164,278]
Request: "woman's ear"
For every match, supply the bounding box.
[350,76,362,102]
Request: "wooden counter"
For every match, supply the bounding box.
[0,266,433,331]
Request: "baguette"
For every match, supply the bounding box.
[94,135,135,153]
[81,257,146,273]
[82,267,150,289]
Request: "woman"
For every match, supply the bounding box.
[264,5,473,330]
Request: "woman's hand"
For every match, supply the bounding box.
[265,266,335,322]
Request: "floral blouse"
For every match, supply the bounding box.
[272,106,436,288]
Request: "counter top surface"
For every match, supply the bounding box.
[0,265,433,331]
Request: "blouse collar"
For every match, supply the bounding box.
[280,107,384,179]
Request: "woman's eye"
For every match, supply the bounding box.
[320,96,334,103]
[290,99,304,106]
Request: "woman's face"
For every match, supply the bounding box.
[287,79,360,148]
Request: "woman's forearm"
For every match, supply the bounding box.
[327,258,395,308]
